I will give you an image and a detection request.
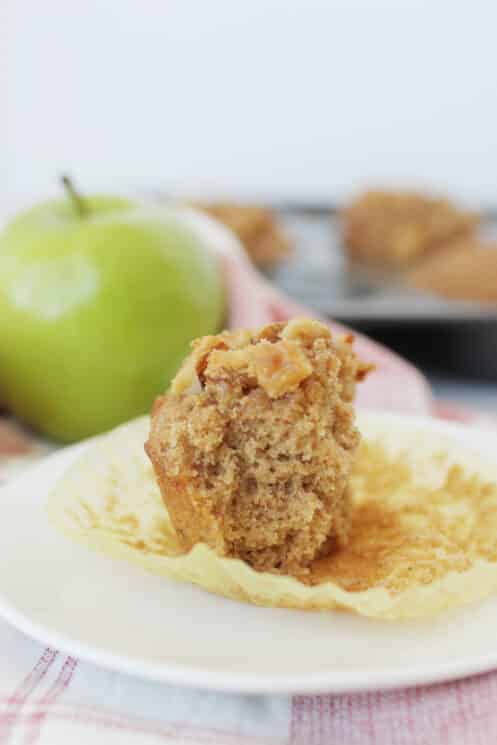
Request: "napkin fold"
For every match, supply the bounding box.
[0,232,495,745]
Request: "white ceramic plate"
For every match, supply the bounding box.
[1,414,497,695]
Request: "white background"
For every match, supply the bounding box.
[4,0,497,211]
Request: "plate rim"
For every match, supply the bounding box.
[3,592,497,695]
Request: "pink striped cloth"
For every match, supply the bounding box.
[0,240,495,744]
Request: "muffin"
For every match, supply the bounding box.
[407,240,497,304]
[145,318,370,575]
[342,190,478,268]
[190,202,290,269]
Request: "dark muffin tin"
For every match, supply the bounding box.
[270,205,497,380]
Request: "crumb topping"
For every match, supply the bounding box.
[343,190,478,267]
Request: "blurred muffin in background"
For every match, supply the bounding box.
[407,240,497,304]
[191,202,291,269]
[342,190,478,268]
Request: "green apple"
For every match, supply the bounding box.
[0,182,225,442]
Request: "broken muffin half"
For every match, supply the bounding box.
[145,318,370,575]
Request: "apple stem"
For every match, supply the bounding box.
[61,174,89,218]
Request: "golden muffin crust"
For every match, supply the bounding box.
[145,319,370,575]
[190,202,290,268]
[407,240,497,304]
[342,190,478,267]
